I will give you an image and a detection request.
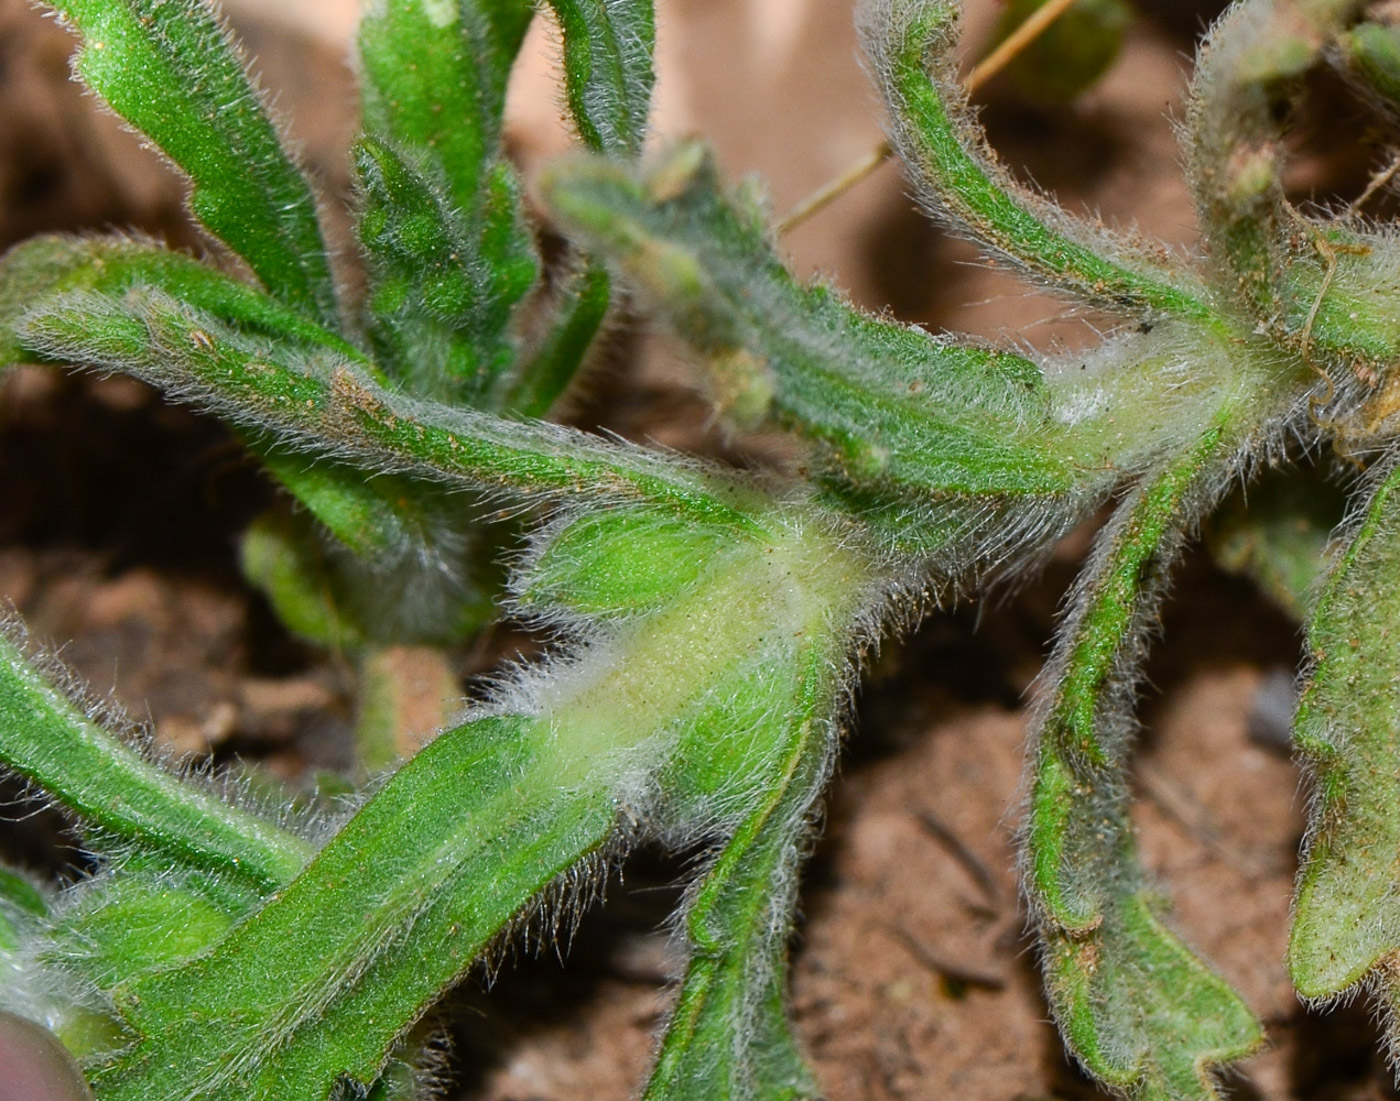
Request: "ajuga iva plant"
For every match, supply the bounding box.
[6,0,1400,1097]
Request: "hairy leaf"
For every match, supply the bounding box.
[547,0,656,155]
[645,649,835,1100]
[1026,425,1265,1099]
[355,135,535,402]
[356,0,540,403]
[42,0,339,329]
[501,264,612,417]
[91,712,616,1100]
[0,235,363,368]
[17,287,767,531]
[1184,0,1361,311]
[1205,463,1345,619]
[539,145,1293,570]
[92,509,877,1100]
[358,0,533,216]
[0,624,309,894]
[988,0,1131,102]
[860,0,1215,322]
[1291,459,1400,1017]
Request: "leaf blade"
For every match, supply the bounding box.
[18,287,766,532]
[355,0,542,402]
[43,0,339,328]
[1025,424,1266,1099]
[0,621,309,894]
[860,0,1216,323]
[644,647,834,1101]
[1291,457,1400,1002]
[547,0,656,155]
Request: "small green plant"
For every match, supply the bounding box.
[4,0,1400,1097]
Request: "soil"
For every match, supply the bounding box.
[0,1,1392,1098]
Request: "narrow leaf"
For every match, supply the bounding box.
[0,620,310,894]
[632,511,878,1099]
[501,264,612,417]
[645,648,836,1100]
[0,245,481,564]
[859,0,1216,323]
[0,235,365,368]
[1342,21,1400,111]
[539,146,1286,567]
[354,136,534,402]
[18,288,767,531]
[357,0,533,216]
[92,506,875,1100]
[1183,0,1362,318]
[1177,0,1400,406]
[547,0,656,155]
[355,1,620,407]
[1025,426,1264,1099]
[1204,463,1345,620]
[540,149,1083,526]
[91,713,619,1100]
[42,0,339,329]
[1290,459,1400,1014]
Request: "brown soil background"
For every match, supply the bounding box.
[0,0,1392,1097]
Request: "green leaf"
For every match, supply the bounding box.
[1342,22,1400,110]
[634,512,874,1098]
[17,287,767,532]
[1043,892,1264,1100]
[0,234,463,576]
[517,505,747,618]
[644,648,834,1101]
[358,0,533,217]
[90,713,619,1100]
[240,509,370,651]
[48,868,240,991]
[1181,1,1400,440]
[355,136,537,403]
[540,149,1077,513]
[860,0,1215,323]
[1026,426,1264,1099]
[0,622,310,895]
[256,447,459,564]
[92,505,876,1100]
[547,0,656,155]
[1204,462,1344,620]
[501,264,612,417]
[539,145,1296,565]
[42,0,339,329]
[1272,225,1400,401]
[0,235,364,369]
[1182,0,1362,321]
[0,242,493,565]
[0,865,49,955]
[1290,459,1400,1009]
[356,0,609,411]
